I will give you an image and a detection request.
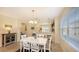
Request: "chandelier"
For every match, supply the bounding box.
[29,9,38,24]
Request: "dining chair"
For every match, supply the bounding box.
[23,41,30,52]
[48,36,52,51]
[37,34,45,38]
[21,35,27,39]
[40,36,52,52]
[31,43,39,52]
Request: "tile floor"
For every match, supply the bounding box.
[0,42,63,52]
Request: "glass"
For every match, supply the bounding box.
[61,7,79,40]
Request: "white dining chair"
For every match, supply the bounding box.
[31,43,39,52]
[21,35,27,39]
[40,36,52,52]
[37,34,45,38]
[23,41,30,52]
[48,36,52,51]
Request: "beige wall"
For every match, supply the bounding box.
[55,8,76,52]
[0,15,20,47]
[20,19,51,36]
[19,20,41,36]
[0,14,51,47]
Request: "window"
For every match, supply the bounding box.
[41,23,51,33]
[60,8,79,51]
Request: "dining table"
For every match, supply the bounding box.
[20,37,48,52]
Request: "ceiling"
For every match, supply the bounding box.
[0,7,64,22]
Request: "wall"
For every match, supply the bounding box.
[55,8,77,52]
[0,15,20,47]
[19,19,51,36]
[19,20,41,36]
[0,14,52,47]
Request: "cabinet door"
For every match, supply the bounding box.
[6,34,10,43]
[11,34,15,41]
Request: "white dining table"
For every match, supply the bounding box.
[20,37,48,52]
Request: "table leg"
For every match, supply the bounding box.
[20,42,23,52]
[20,42,22,52]
[44,45,46,52]
[49,43,50,52]
[23,47,24,52]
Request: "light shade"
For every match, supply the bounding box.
[5,25,12,31]
[29,20,37,24]
[29,20,33,24]
[34,21,37,24]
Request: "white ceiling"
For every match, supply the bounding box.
[0,7,64,22]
